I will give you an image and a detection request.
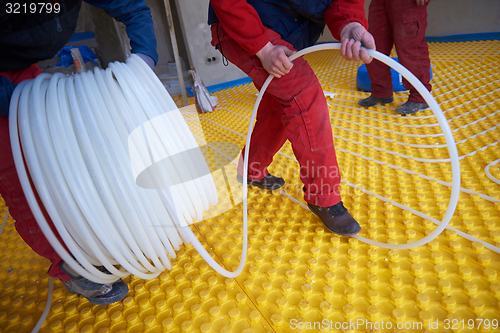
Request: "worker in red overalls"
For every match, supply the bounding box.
[208,0,375,236]
[358,0,432,115]
[0,0,157,304]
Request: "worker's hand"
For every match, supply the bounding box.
[416,0,429,6]
[136,53,155,70]
[340,22,376,64]
[256,42,296,78]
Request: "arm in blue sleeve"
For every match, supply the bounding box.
[0,75,17,117]
[84,0,159,64]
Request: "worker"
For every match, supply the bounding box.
[208,0,375,236]
[0,0,158,305]
[358,0,432,115]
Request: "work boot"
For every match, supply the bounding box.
[60,262,129,305]
[237,173,285,190]
[396,100,429,115]
[358,95,393,107]
[308,201,361,236]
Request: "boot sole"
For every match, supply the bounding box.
[309,208,361,236]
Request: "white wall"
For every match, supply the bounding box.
[77,0,500,87]
[319,0,500,43]
[173,0,247,87]
[426,0,500,36]
[172,0,500,86]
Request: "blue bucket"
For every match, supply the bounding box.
[356,57,432,92]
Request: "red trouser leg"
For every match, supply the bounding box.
[212,25,342,207]
[391,0,432,103]
[0,64,70,281]
[366,0,395,98]
[236,93,287,180]
[367,0,431,102]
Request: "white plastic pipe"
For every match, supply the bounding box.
[9,55,247,283]
[485,159,500,185]
[251,44,461,249]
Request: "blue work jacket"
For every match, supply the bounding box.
[0,0,158,116]
[208,0,333,51]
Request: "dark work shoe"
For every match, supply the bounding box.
[60,262,129,305]
[308,202,361,236]
[396,100,429,115]
[358,95,394,107]
[236,173,285,190]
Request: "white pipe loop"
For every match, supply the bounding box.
[251,44,461,250]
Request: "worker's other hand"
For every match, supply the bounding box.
[256,42,296,78]
[340,22,375,64]
[136,53,155,70]
[416,0,429,6]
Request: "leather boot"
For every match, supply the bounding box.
[308,202,361,236]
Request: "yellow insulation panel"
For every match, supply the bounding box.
[1,39,500,333]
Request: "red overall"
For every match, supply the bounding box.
[0,65,70,281]
[366,0,432,103]
[212,25,342,207]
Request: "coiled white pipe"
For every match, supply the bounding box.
[124,57,246,278]
[9,54,247,283]
[251,44,460,249]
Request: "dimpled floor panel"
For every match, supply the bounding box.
[1,39,500,333]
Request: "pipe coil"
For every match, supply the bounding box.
[9,55,247,283]
[250,44,461,250]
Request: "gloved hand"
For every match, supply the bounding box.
[136,53,155,70]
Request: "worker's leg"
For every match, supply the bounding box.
[1,65,129,304]
[0,116,71,281]
[236,93,287,180]
[391,0,431,103]
[365,0,395,98]
[212,24,341,207]
[0,64,70,281]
